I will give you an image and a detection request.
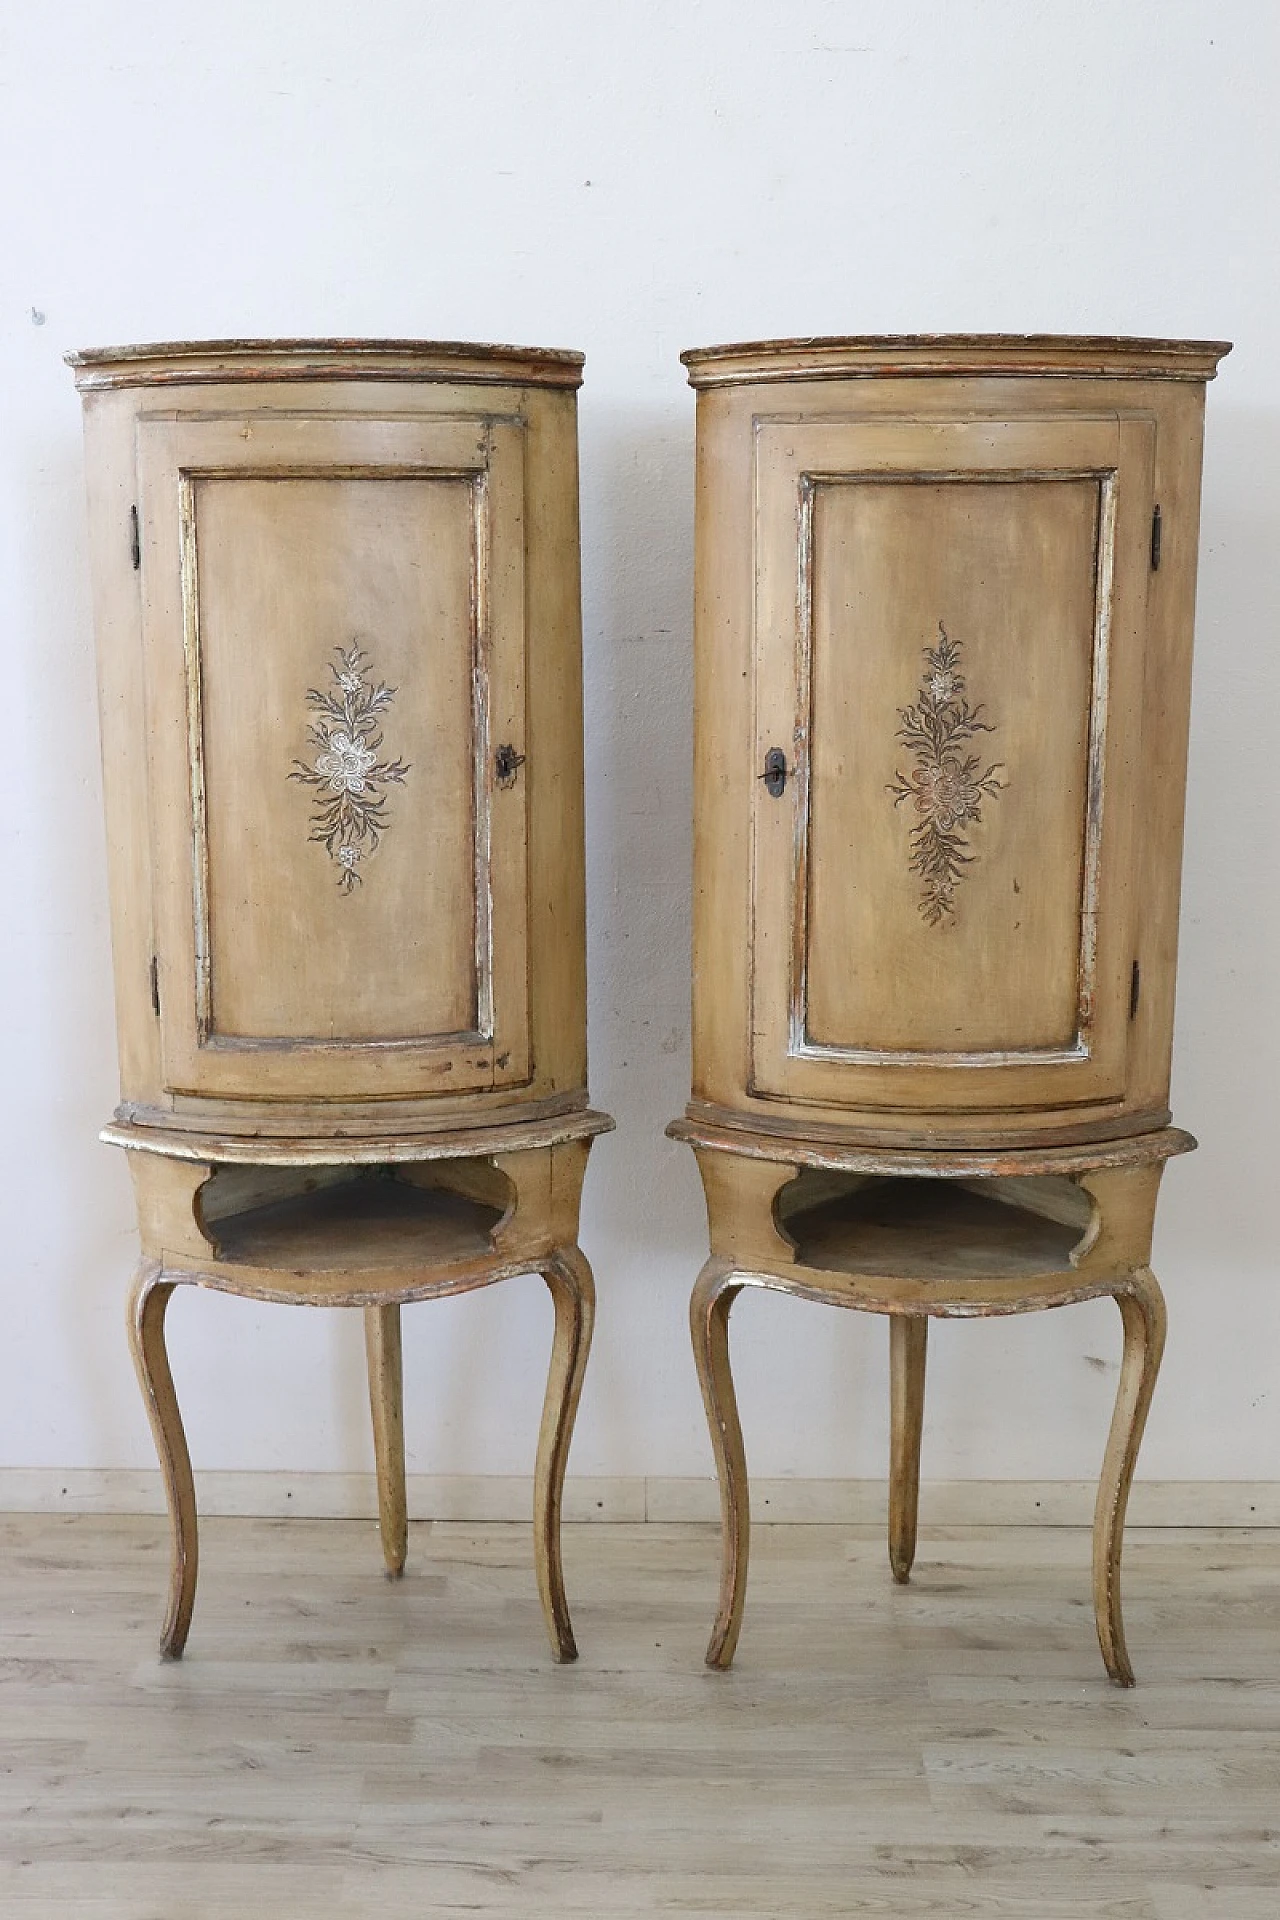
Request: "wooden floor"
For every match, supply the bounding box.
[0,1516,1277,1917]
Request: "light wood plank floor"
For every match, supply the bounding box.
[0,1515,1277,1917]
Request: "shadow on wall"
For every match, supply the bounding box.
[578,397,703,1258]
[16,406,143,1461]
[409,396,710,1479]
[1164,397,1280,1274]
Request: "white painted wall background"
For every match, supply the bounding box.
[1,0,1277,1495]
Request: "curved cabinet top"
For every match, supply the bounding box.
[681,333,1231,389]
[681,331,1226,1149]
[66,337,585,392]
[74,338,590,1141]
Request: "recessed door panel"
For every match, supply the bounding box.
[751,415,1155,1114]
[138,413,530,1101]
[807,475,1099,1054]
[198,474,477,1042]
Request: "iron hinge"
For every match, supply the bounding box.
[494,743,526,788]
[1129,959,1140,1021]
[130,505,141,571]
[149,955,161,1018]
[1150,504,1162,572]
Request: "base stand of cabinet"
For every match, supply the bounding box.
[115,1108,612,1662]
[669,1117,1195,1687]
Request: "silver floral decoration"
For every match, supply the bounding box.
[887,624,1006,926]
[289,644,409,893]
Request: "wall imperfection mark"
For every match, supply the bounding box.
[30,307,45,326]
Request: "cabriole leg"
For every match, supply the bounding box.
[534,1245,596,1662]
[889,1313,929,1584]
[1093,1266,1167,1686]
[364,1304,408,1577]
[127,1261,197,1659]
[690,1259,748,1669]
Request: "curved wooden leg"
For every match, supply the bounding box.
[690,1259,748,1669]
[1093,1266,1167,1687]
[126,1261,197,1660]
[889,1313,928,1584]
[534,1245,596,1662]
[364,1304,407,1577]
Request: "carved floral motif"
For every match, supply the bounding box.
[289,644,409,893]
[887,624,1005,926]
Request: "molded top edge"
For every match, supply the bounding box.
[66,337,586,392]
[101,1107,614,1165]
[680,333,1232,389]
[667,1114,1197,1178]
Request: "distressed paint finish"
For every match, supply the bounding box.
[681,332,1230,387]
[138,412,526,1096]
[289,644,410,893]
[681,334,1227,1147]
[66,337,586,390]
[72,339,593,1131]
[71,340,612,1659]
[887,623,1005,926]
[121,1134,604,1656]
[672,334,1226,1681]
[682,1118,1176,1682]
[750,410,1153,1117]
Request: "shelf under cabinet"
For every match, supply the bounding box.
[203,1171,505,1272]
[782,1174,1089,1281]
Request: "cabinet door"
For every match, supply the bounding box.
[751,413,1155,1116]
[137,412,529,1101]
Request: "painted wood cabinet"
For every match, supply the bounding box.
[671,336,1229,1681]
[679,335,1229,1150]
[73,340,598,1136]
[70,340,611,1658]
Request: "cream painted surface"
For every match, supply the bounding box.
[132,403,535,1101]
[197,473,478,1042]
[1,2,1278,1491]
[806,475,1098,1054]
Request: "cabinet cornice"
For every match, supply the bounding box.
[681,333,1231,389]
[66,337,585,392]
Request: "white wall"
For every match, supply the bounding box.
[2,0,1277,1492]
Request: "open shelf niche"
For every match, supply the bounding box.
[776,1169,1093,1280]
[196,1159,514,1272]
